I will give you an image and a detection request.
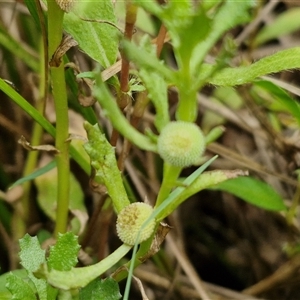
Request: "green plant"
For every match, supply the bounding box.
[1,0,300,299]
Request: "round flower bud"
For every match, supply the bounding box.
[157,121,205,168]
[116,203,155,246]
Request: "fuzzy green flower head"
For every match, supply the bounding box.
[157,121,205,168]
[116,202,155,246]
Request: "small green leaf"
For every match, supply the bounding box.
[0,270,31,300]
[19,234,46,272]
[207,47,300,86]
[26,275,51,300]
[120,39,175,83]
[212,176,287,211]
[79,278,121,300]
[5,273,37,300]
[64,1,118,67]
[47,232,80,271]
[254,8,300,46]
[191,0,255,75]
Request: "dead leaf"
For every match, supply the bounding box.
[139,222,171,262]
[49,34,78,67]
[18,136,59,154]
[70,209,89,235]
[132,274,149,300]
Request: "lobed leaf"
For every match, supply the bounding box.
[47,232,80,271]
[19,234,46,273]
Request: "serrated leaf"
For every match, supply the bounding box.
[64,1,118,67]
[79,278,121,300]
[5,273,36,300]
[207,47,300,86]
[19,234,46,272]
[212,177,287,211]
[47,232,80,271]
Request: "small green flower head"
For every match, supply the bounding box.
[116,202,155,246]
[157,121,205,168]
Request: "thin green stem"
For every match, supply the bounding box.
[47,1,70,236]
[155,163,182,208]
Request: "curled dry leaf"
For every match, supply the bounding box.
[49,34,78,67]
[18,136,59,154]
[132,274,150,300]
[139,222,171,262]
[70,209,89,235]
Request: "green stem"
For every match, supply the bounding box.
[94,76,157,152]
[175,86,198,122]
[47,1,70,236]
[45,244,132,289]
[155,163,182,208]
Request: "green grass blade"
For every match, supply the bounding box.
[9,160,56,189]
[0,78,90,174]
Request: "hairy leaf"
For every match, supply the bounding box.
[47,232,80,271]
[64,1,118,67]
[19,234,46,272]
[207,47,300,86]
[6,273,36,300]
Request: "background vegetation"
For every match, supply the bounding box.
[1,0,300,299]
